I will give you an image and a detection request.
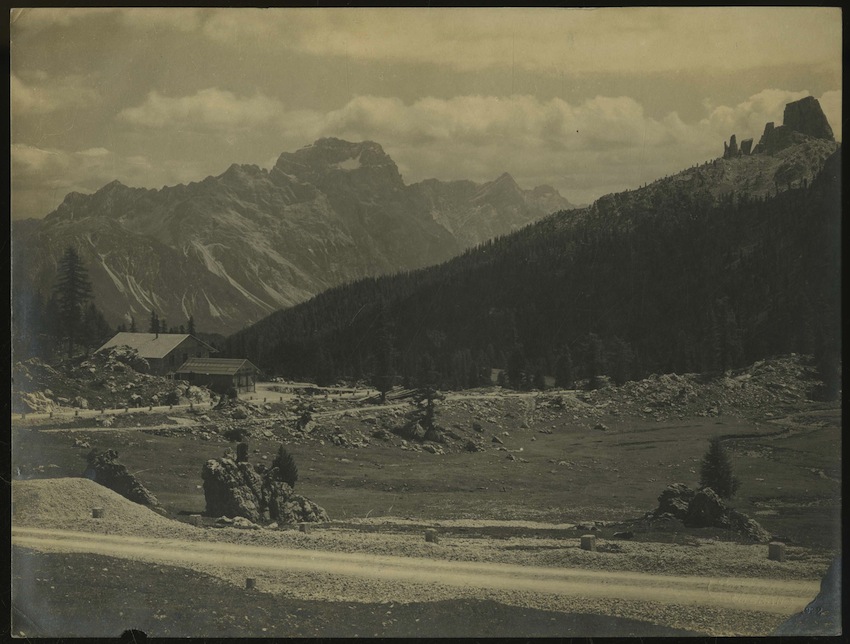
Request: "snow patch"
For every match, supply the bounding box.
[335,153,362,171]
[98,255,127,295]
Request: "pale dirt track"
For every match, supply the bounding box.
[13,526,817,616]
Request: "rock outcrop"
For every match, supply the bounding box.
[201,451,328,525]
[774,556,842,636]
[648,483,770,542]
[745,97,834,156]
[783,96,834,141]
[83,448,160,508]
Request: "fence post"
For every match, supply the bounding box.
[580,534,597,552]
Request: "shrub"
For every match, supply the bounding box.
[271,445,298,488]
[699,436,741,499]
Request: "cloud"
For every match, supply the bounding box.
[13,87,841,218]
[11,73,100,115]
[11,7,201,32]
[118,88,284,130]
[12,8,841,76]
[198,7,840,75]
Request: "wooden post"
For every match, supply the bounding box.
[49,411,53,418]
[264,397,267,402]
[101,409,105,414]
[92,507,104,519]
[245,578,256,590]
[768,542,786,562]
[580,534,597,552]
[190,402,194,410]
[149,405,153,411]
[424,529,439,543]
[169,404,173,410]
[75,409,79,417]
[125,406,129,412]
[299,522,311,533]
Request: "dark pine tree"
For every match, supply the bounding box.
[272,445,299,488]
[148,310,160,334]
[54,246,93,357]
[187,315,196,335]
[699,437,741,499]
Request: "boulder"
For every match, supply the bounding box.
[83,448,160,508]
[263,479,329,525]
[202,456,329,526]
[655,483,695,520]
[201,458,266,523]
[683,487,727,528]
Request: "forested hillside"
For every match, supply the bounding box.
[224,148,841,397]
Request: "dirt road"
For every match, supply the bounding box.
[12,526,817,616]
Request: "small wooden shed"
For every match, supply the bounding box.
[174,357,259,394]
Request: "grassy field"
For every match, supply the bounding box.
[11,397,841,551]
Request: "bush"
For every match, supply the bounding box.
[271,445,298,488]
[699,436,741,499]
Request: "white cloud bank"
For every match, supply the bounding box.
[117,88,284,130]
[15,87,841,218]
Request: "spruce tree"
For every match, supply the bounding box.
[699,437,741,499]
[272,445,298,488]
[187,315,196,335]
[54,246,93,357]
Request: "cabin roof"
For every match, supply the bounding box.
[97,333,217,359]
[175,357,259,376]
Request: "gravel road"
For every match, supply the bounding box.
[13,526,816,617]
[12,478,828,635]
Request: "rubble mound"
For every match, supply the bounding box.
[648,483,770,542]
[581,354,821,420]
[12,351,213,413]
[201,452,328,525]
[83,448,161,509]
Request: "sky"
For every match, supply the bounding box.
[10,7,842,220]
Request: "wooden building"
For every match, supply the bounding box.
[97,332,217,376]
[174,357,260,394]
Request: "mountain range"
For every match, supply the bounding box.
[12,138,576,335]
[223,98,841,396]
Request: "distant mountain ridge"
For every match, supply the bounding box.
[223,99,840,393]
[12,138,576,335]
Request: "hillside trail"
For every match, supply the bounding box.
[13,526,817,616]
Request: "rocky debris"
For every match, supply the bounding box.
[83,448,160,508]
[12,352,213,414]
[73,439,90,449]
[612,531,634,540]
[264,480,329,525]
[201,452,328,526]
[774,556,841,636]
[655,483,696,519]
[231,516,262,530]
[573,354,820,421]
[647,484,770,542]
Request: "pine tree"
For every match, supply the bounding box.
[54,246,93,357]
[699,437,741,499]
[129,316,137,333]
[554,346,574,389]
[187,315,196,335]
[148,310,160,334]
[272,445,298,488]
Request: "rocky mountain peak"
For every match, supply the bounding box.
[724,96,835,158]
[783,96,834,141]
